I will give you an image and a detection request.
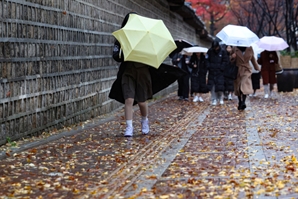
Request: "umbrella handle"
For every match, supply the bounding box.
[119,49,122,59]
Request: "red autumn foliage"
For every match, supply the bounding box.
[186,0,236,35]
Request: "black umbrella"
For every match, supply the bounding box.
[150,63,187,94]
[169,39,193,58]
[109,63,187,105]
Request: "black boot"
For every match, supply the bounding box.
[238,96,242,110]
[240,95,247,110]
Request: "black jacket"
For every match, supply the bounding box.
[190,54,209,93]
[205,48,229,92]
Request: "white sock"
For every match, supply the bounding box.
[126,120,132,127]
[141,116,148,121]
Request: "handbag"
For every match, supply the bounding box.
[224,63,238,80]
[275,62,283,74]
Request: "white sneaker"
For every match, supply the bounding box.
[264,94,269,98]
[228,94,232,100]
[211,100,217,106]
[198,97,204,102]
[253,93,257,97]
[219,100,224,105]
[141,120,149,134]
[193,96,199,102]
[124,126,133,137]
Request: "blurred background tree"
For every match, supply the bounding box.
[186,0,234,35]
[187,0,297,51]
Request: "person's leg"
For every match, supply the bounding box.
[261,71,269,98]
[253,89,256,96]
[238,95,242,110]
[263,84,269,98]
[138,101,148,118]
[241,94,247,110]
[218,91,224,105]
[124,98,134,137]
[138,101,149,134]
[269,84,274,96]
[223,91,228,100]
[237,89,242,110]
[210,85,217,105]
[228,91,233,100]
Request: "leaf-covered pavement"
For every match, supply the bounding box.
[0,90,297,199]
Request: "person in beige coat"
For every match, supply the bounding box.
[233,46,260,110]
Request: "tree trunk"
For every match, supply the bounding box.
[210,13,215,36]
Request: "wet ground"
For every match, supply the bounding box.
[0,89,297,199]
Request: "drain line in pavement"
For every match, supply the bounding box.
[245,99,267,174]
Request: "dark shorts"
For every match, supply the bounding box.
[251,72,261,89]
[122,62,152,102]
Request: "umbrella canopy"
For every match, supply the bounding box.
[169,39,193,58]
[256,36,289,51]
[250,42,263,72]
[251,42,264,55]
[216,24,259,47]
[112,14,177,69]
[182,46,208,54]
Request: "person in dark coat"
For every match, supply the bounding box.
[190,52,209,102]
[223,45,236,100]
[109,12,186,137]
[257,50,278,98]
[110,12,151,137]
[171,52,184,100]
[174,54,192,101]
[205,41,229,105]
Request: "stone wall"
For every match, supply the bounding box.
[0,0,210,144]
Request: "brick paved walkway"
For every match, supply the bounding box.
[0,90,297,199]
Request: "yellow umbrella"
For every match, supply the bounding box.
[112,14,176,69]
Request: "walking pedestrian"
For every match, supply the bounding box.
[171,52,184,100]
[223,45,236,100]
[177,54,192,101]
[110,12,151,137]
[205,41,229,105]
[250,60,261,97]
[257,50,278,98]
[190,52,209,102]
[233,46,260,110]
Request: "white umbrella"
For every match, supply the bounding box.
[251,42,264,54]
[182,46,208,54]
[250,42,264,72]
[256,36,289,51]
[216,24,259,47]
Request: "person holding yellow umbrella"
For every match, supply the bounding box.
[109,12,182,137]
[111,12,152,137]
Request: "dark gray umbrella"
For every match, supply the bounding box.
[169,39,193,58]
